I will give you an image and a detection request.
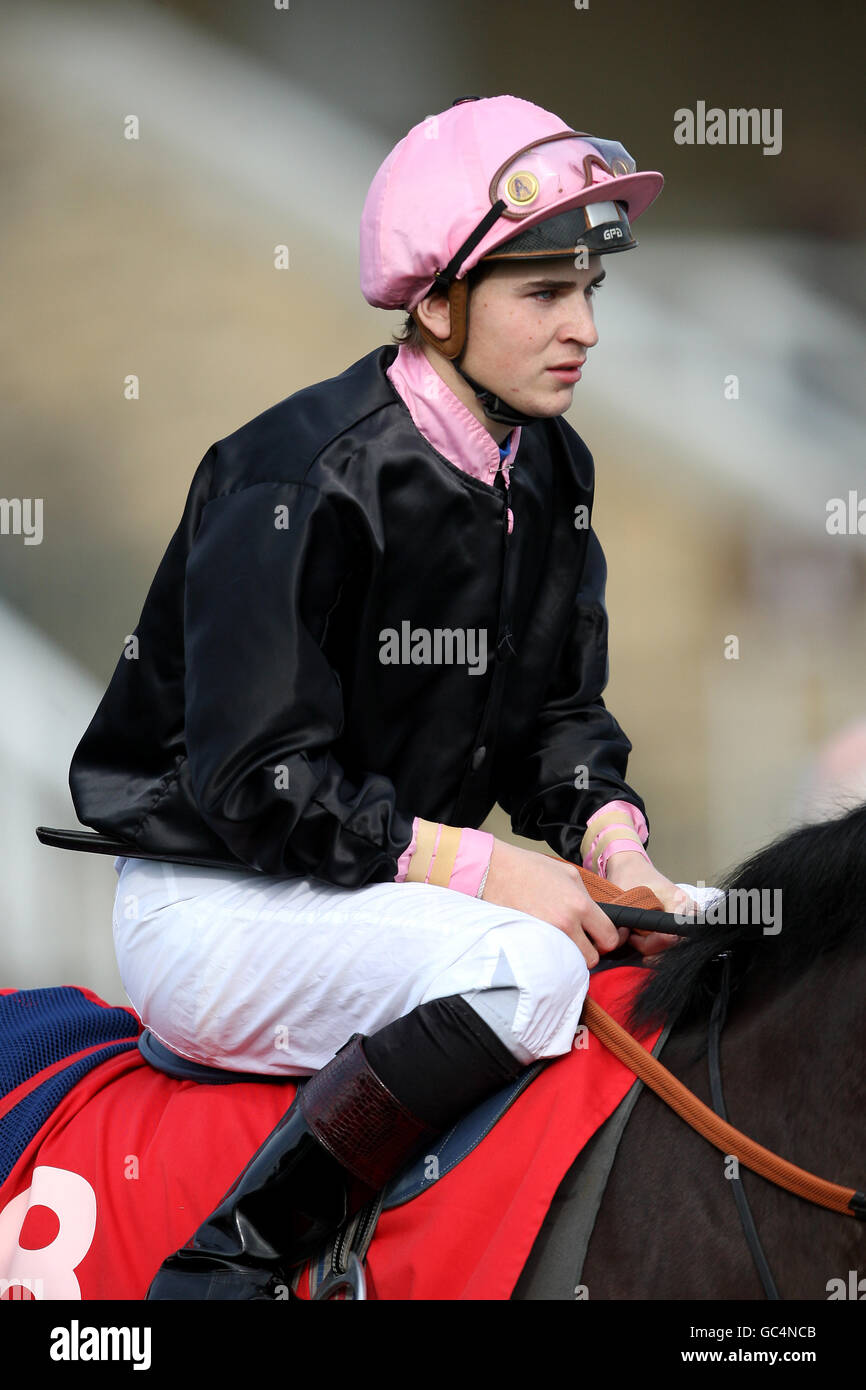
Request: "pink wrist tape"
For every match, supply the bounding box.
[396,818,494,898]
[582,800,650,879]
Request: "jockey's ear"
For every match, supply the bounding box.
[412,289,453,346]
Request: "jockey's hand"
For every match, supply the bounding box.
[481,839,629,968]
[604,849,695,957]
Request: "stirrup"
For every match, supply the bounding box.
[312,1252,367,1301]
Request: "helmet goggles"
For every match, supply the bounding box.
[490,130,637,219]
[432,129,651,293]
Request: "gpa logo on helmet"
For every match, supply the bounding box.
[602,227,623,240]
[506,172,539,205]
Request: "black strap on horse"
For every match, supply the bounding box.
[708,951,780,1300]
[604,905,781,1291]
[604,901,781,1294]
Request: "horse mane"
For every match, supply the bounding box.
[626,799,866,1035]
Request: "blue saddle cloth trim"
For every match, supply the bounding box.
[382,1061,545,1209]
[0,987,140,1185]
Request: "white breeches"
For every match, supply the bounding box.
[111,857,591,1076]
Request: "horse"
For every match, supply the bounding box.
[2,803,864,1301]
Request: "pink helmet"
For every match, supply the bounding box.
[360,95,663,315]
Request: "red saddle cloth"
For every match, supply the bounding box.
[322,962,661,1300]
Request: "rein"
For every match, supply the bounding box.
[590,896,866,1299]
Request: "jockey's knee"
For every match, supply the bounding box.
[457,914,590,1067]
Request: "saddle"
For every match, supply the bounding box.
[136,1029,285,1085]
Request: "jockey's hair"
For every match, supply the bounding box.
[628,799,866,1039]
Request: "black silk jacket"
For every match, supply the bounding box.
[68,345,648,887]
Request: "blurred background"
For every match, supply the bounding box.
[2,0,864,1001]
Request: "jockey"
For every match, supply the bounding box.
[69,96,693,1298]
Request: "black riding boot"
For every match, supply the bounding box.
[146,995,527,1300]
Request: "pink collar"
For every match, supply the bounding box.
[386,344,520,488]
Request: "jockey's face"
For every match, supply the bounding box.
[417,256,604,443]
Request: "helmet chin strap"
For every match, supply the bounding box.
[451,360,541,428]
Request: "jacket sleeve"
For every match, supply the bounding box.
[182,479,414,886]
[495,526,649,865]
